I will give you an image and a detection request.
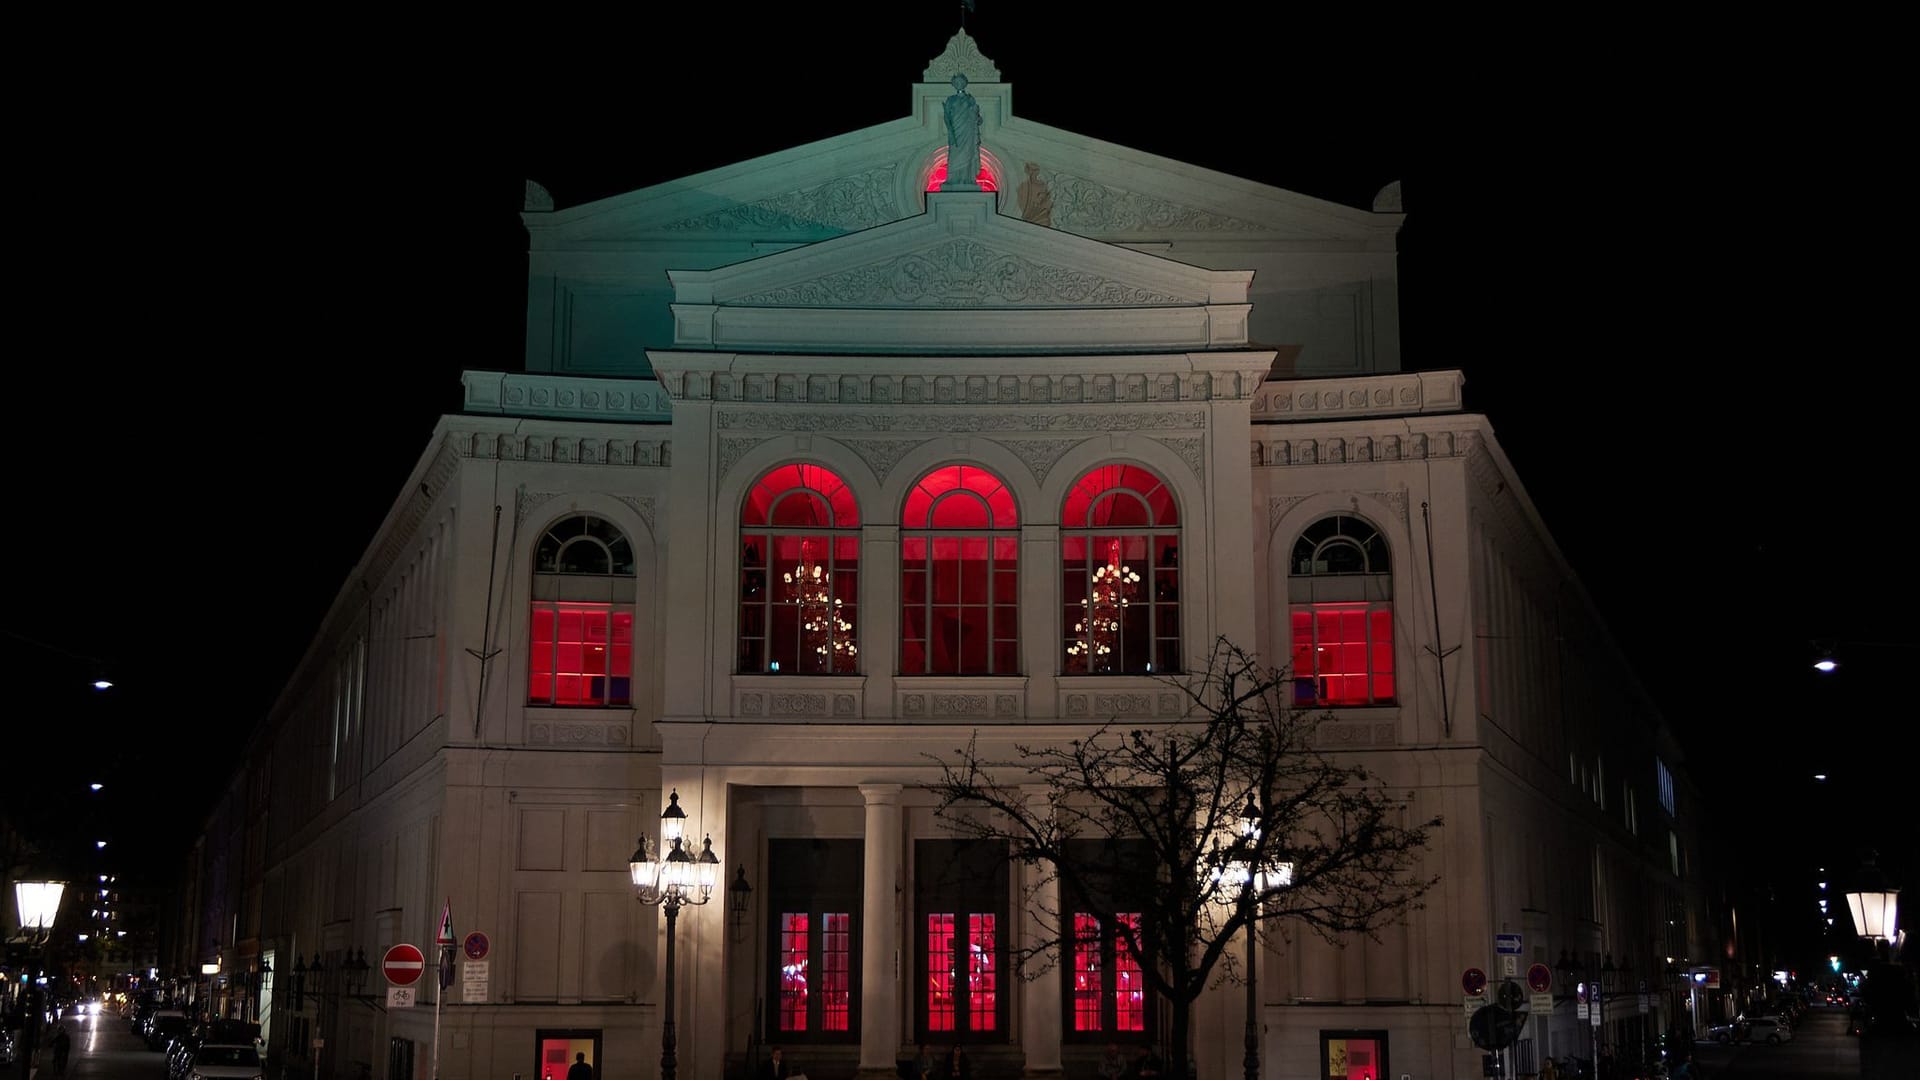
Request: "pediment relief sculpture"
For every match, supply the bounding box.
[661,165,903,233]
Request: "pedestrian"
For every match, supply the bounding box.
[50,1023,72,1076]
[566,1050,594,1080]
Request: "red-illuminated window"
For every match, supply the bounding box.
[529,605,633,706]
[1321,1031,1389,1080]
[768,840,860,1043]
[917,840,1007,1042]
[1062,465,1180,675]
[1070,912,1146,1035]
[924,148,998,192]
[1288,515,1393,706]
[780,912,810,1031]
[740,464,861,675]
[901,465,1019,675]
[776,911,850,1033]
[530,515,636,706]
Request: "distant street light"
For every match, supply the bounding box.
[1814,659,1838,673]
[89,783,103,792]
[92,678,113,690]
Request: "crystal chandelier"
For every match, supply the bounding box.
[1068,539,1139,668]
[784,539,856,665]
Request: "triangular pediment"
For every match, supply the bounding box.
[524,48,1399,251]
[666,193,1252,354]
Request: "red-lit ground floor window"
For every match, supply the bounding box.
[534,1029,600,1080]
[768,839,861,1043]
[916,839,1008,1042]
[1320,1030,1389,1080]
[926,913,998,1034]
[778,912,852,1033]
[529,603,633,705]
[1290,603,1394,706]
[1070,912,1146,1035]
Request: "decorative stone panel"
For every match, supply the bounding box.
[525,719,631,746]
[771,693,828,717]
[931,694,992,718]
[1311,719,1399,748]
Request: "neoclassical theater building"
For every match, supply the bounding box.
[180,33,1725,1080]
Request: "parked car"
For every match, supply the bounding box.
[1741,1016,1793,1044]
[181,1042,265,1080]
[147,1011,193,1051]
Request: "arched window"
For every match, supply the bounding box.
[529,514,635,707]
[1061,465,1180,675]
[1288,514,1394,706]
[900,465,1019,675]
[740,464,861,675]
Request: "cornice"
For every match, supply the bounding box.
[652,352,1273,406]
[462,371,673,423]
[446,426,672,468]
[1252,427,1480,467]
[1252,370,1464,422]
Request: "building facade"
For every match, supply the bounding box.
[174,34,1728,1080]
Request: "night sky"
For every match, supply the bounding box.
[6,5,1911,934]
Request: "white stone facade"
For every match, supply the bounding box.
[198,35,1719,1080]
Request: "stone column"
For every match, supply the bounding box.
[1020,785,1063,1076]
[858,784,904,1079]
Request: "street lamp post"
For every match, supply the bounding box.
[631,790,721,1080]
[12,875,67,1080]
[1238,794,1259,1080]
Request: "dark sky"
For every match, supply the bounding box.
[7,6,1912,911]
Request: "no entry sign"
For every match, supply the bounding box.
[384,943,425,986]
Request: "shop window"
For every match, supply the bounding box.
[1062,465,1180,675]
[901,465,1020,675]
[530,515,635,706]
[740,465,861,674]
[1288,515,1394,706]
[1320,1030,1389,1080]
[534,1029,601,1080]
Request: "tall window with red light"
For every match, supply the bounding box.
[901,465,1019,675]
[1288,515,1394,706]
[768,839,861,1043]
[1070,912,1146,1035]
[1061,838,1154,1041]
[916,839,1007,1042]
[1062,465,1180,675]
[529,515,635,706]
[740,464,861,675]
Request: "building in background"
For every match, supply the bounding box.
[167,34,1733,1080]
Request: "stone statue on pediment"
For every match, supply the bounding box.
[943,74,982,191]
[1018,163,1052,226]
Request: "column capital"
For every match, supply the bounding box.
[859,783,904,804]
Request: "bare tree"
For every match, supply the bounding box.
[927,638,1441,1079]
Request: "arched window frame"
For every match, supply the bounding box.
[1060,465,1181,676]
[739,464,862,675]
[529,514,636,707]
[899,465,1020,676]
[1287,514,1395,706]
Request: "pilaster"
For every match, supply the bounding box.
[1020,785,1063,1077]
[663,401,717,719]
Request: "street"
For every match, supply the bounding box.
[19,1008,172,1080]
[1687,1003,1918,1079]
